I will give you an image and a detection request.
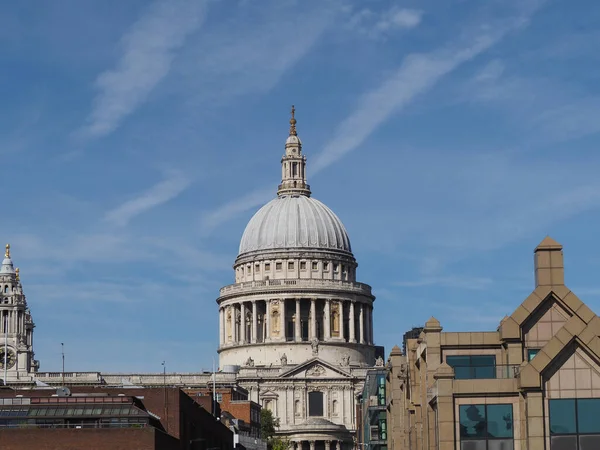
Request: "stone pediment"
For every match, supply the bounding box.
[278,358,351,379]
[260,390,279,399]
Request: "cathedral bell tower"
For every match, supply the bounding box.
[0,244,38,383]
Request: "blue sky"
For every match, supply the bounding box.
[2,0,600,373]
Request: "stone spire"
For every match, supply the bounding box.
[277,105,311,197]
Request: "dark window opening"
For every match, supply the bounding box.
[308,391,323,417]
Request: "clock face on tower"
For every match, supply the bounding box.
[0,347,16,370]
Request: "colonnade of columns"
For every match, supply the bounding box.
[219,298,374,347]
[291,440,346,450]
[0,309,25,334]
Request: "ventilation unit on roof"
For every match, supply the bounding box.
[56,387,71,397]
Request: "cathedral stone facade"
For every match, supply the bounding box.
[217,108,379,449]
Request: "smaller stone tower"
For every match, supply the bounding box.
[0,244,38,382]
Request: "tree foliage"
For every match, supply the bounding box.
[271,436,290,450]
[260,408,280,441]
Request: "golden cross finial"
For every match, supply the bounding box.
[289,105,297,136]
[4,244,9,258]
[15,268,19,281]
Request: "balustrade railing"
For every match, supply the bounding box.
[220,278,372,296]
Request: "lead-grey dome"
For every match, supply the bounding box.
[238,195,352,256]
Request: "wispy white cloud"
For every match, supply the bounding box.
[393,276,493,290]
[177,1,338,105]
[76,0,207,139]
[199,186,274,236]
[474,59,505,83]
[104,170,192,227]
[348,7,423,39]
[312,9,540,173]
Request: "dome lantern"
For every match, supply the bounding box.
[277,105,311,198]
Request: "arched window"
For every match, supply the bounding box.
[308,391,323,417]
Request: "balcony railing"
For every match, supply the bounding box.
[450,364,520,380]
[219,278,372,297]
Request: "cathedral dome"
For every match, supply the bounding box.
[238,195,352,256]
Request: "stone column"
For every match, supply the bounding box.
[240,302,246,344]
[219,307,224,346]
[281,298,287,341]
[295,299,301,342]
[359,303,365,344]
[265,300,271,342]
[368,305,374,344]
[310,299,316,339]
[325,441,331,450]
[228,305,234,343]
[365,305,371,344]
[309,441,315,450]
[251,301,258,343]
[349,301,356,343]
[235,304,240,343]
[324,299,331,340]
[339,301,345,341]
[335,441,341,450]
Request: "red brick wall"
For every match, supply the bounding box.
[0,427,179,450]
[223,401,252,423]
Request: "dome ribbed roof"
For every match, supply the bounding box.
[238,195,352,256]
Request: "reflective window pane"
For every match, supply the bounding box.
[579,435,600,450]
[447,355,470,366]
[474,365,496,379]
[551,436,577,450]
[447,356,470,379]
[454,366,472,380]
[488,440,514,450]
[577,399,600,433]
[528,349,540,361]
[471,355,495,367]
[549,399,576,434]
[459,405,486,438]
[487,404,513,438]
[461,441,486,450]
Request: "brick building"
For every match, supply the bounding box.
[186,385,264,450]
[0,386,236,450]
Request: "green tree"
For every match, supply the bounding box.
[260,409,280,441]
[271,436,290,450]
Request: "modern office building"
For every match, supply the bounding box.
[387,237,600,450]
[357,368,389,450]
